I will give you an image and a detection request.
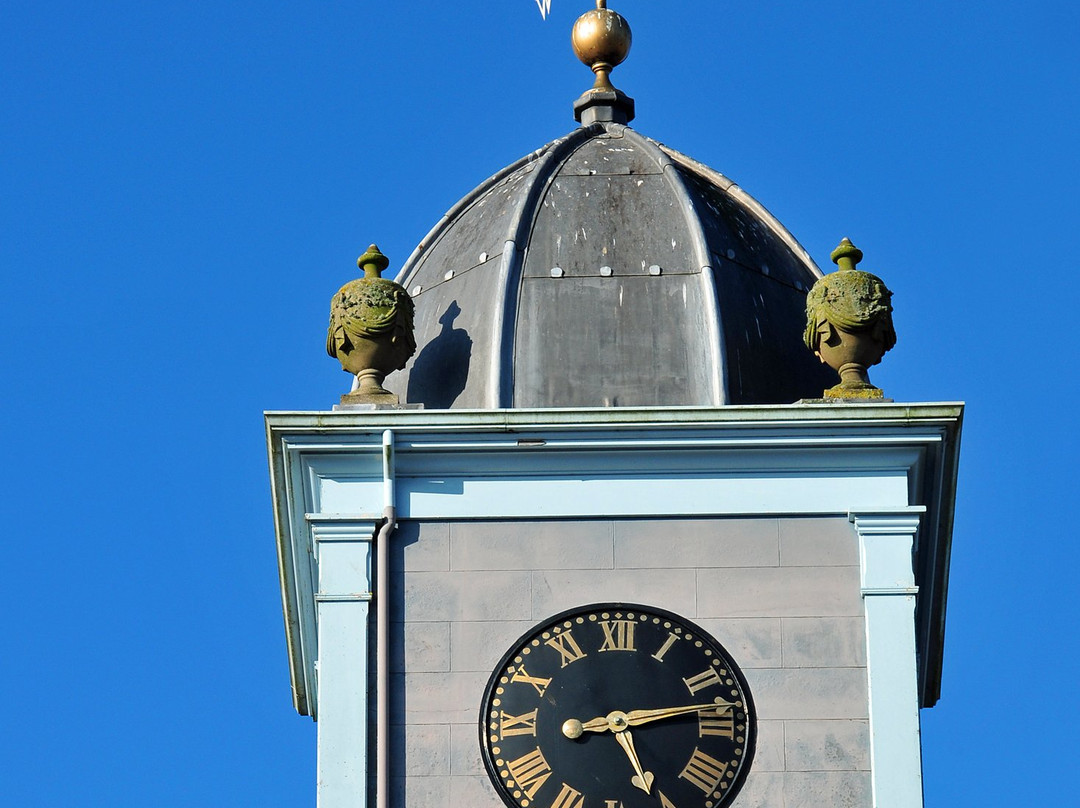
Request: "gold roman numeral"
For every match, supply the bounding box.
[507,748,553,799]
[598,619,636,652]
[679,748,729,794]
[605,801,625,808]
[550,783,585,808]
[657,792,679,808]
[545,630,587,668]
[511,665,553,697]
[683,667,723,695]
[698,708,735,739]
[499,709,539,738]
[651,632,681,662]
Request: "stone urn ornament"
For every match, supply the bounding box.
[804,238,897,399]
[327,245,417,405]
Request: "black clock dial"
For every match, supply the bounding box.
[479,604,755,808]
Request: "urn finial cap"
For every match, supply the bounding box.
[358,244,391,279]
[830,238,864,272]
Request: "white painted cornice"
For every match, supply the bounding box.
[266,402,963,715]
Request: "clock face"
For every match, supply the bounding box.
[479,604,755,808]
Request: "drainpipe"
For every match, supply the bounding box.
[376,429,396,808]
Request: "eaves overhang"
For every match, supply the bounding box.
[266,401,963,716]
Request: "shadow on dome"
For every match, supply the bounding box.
[407,300,472,409]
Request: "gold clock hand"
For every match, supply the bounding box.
[561,716,609,738]
[562,700,734,739]
[614,728,654,794]
[561,710,630,738]
[625,698,735,727]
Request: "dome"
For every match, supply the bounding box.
[395,120,835,409]
[393,4,833,410]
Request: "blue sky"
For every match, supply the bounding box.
[3,1,1077,805]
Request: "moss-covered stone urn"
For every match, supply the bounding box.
[327,245,416,405]
[804,239,896,399]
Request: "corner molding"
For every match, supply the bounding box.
[850,508,926,808]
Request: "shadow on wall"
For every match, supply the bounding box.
[386,521,413,793]
[407,301,472,409]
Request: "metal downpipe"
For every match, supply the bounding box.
[376,430,396,808]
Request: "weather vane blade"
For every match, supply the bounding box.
[535,0,553,19]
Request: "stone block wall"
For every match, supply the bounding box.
[388,517,870,807]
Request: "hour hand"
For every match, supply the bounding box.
[625,698,735,728]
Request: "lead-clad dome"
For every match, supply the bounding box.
[396,120,834,409]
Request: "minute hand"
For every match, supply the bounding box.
[625,700,734,727]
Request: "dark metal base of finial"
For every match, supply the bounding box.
[574,89,635,126]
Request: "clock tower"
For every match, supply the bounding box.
[265,4,963,808]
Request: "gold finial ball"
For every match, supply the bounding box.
[572,2,632,71]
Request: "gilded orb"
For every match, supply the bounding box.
[572,1,632,77]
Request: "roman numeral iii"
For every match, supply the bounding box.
[698,708,735,739]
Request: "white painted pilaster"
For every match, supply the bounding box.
[310,517,376,808]
[851,510,925,808]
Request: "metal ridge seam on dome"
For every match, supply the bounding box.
[494,125,601,407]
[715,251,817,295]
[657,145,824,279]
[615,126,726,405]
[398,139,561,287]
